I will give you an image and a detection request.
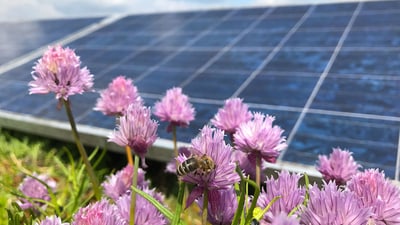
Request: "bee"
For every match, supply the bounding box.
[177,154,216,176]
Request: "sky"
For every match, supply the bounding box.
[0,0,375,23]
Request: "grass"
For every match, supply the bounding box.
[0,128,193,224]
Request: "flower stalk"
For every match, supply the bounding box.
[125,145,134,166]
[130,154,140,225]
[63,99,100,200]
[201,189,209,225]
[255,155,261,186]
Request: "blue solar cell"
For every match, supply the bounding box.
[89,49,134,65]
[284,114,400,178]
[94,66,148,89]
[1,61,36,82]
[0,81,28,104]
[0,17,102,65]
[330,50,400,75]
[208,50,270,72]
[211,18,258,32]
[284,30,342,47]
[234,30,286,47]
[344,28,400,47]
[239,73,319,107]
[78,110,116,130]
[136,69,189,94]
[299,14,351,30]
[270,5,310,16]
[1,92,55,115]
[183,71,248,100]
[127,50,174,68]
[254,17,301,32]
[199,9,232,19]
[35,92,98,121]
[264,50,333,73]
[233,7,270,18]
[353,11,400,28]
[177,19,217,32]
[160,50,218,71]
[312,75,400,117]
[155,33,199,47]
[190,32,237,47]
[361,0,400,11]
[313,2,358,14]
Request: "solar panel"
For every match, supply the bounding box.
[0,1,399,179]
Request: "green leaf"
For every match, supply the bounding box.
[131,186,174,221]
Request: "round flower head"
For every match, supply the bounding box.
[114,189,167,225]
[94,76,143,116]
[258,171,305,223]
[233,150,267,182]
[347,169,400,224]
[17,173,56,210]
[234,112,287,163]
[198,187,238,225]
[300,181,372,225]
[270,213,299,225]
[72,199,124,225]
[317,147,361,185]
[108,104,158,167]
[29,45,93,100]
[35,216,69,225]
[211,98,252,135]
[102,165,149,201]
[154,87,195,132]
[177,126,240,207]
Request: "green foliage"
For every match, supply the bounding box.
[0,130,106,224]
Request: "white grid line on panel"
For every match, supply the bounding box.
[279,1,364,161]
[179,7,276,88]
[230,5,316,98]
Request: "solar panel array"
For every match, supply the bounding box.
[0,1,399,178]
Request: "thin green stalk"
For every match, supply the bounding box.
[63,99,100,200]
[130,155,140,225]
[255,155,261,186]
[231,166,246,225]
[202,188,209,225]
[172,125,178,158]
[172,181,186,225]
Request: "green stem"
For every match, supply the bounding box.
[63,99,100,200]
[202,189,209,225]
[130,155,140,225]
[255,155,261,186]
[172,125,178,158]
[172,181,185,225]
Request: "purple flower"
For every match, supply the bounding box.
[102,165,149,201]
[29,45,93,100]
[234,112,287,163]
[35,216,69,225]
[177,126,240,206]
[317,147,361,185]
[197,187,237,225]
[233,150,267,182]
[347,169,400,224]
[72,199,124,225]
[17,173,56,210]
[211,98,252,135]
[165,147,191,174]
[300,181,371,225]
[108,104,158,167]
[154,87,195,132]
[114,189,167,225]
[270,213,299,225]
[257,171,305,223]
[94,76,143,116]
